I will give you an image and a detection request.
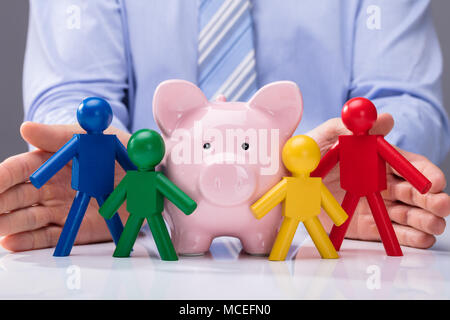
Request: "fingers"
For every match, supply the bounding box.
[20,121,83,153]
[0,182,55,213]
[0,206,54,236]
[384,176,450,217]
[1,224,112,252]
[0,151,51,193]
[385,147,447,193]
[350,213,436,249]
[392,223,436,249]
[0,213,113,252]
[386,201,446,235]
[409,156,447,193]
[0,225,62,252]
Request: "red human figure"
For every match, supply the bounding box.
[311,97,432,256]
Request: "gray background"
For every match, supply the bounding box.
[0,1,449,192]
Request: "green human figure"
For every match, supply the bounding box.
[99,129,197,261]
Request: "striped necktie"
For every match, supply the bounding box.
[197,0,258,101]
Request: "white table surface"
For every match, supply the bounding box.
[1,224,450,300]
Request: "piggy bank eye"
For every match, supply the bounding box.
[241,142,249,151]
[203,142,211,150]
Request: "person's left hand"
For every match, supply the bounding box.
[308,113,450,248]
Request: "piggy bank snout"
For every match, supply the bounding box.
[199,164,256,206]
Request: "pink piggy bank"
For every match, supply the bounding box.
[153,80,302,255]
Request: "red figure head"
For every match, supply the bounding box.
[341,97,377,135]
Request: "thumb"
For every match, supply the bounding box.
[21,121,132,153]
[369,112,394,136]
[306,112,395,155]
[306,118,349,155]
[20,121,84,153]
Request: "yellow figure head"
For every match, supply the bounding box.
[282,135,321,176]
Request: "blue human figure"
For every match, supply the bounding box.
[30,97,136,257]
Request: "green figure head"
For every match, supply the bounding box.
[127,129,165,171]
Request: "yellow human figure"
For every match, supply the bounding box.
[251,135,348,261]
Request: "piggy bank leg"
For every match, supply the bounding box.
[172,229,214,256]
[239,225,278,256]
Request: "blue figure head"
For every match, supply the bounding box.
[77,97,113,134]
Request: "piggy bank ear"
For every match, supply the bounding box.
[153,80,208,136]
[248,81,303,137]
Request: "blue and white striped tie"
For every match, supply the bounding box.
[197,0,258,101]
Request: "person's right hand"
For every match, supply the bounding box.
[0,122,131,252]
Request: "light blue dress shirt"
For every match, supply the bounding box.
[23,0,450,164]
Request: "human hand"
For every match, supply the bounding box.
[0,122,131,251]
[307,114,450,249]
